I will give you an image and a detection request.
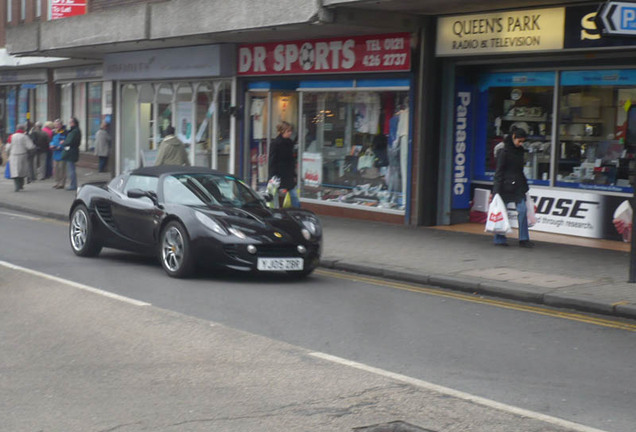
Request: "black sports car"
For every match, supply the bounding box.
[69,166,322,278]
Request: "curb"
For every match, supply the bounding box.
[329,260,636,321]
[3,201,635,322]
[0,202,68,222]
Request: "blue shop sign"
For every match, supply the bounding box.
[478,72,555,91]
[562,69,636,86]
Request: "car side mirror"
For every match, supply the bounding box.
[127,188,161,207]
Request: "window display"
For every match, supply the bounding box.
[477,72,554,185]
[299,89,409,211]
[558,70,635,192]
[475,70,635,194]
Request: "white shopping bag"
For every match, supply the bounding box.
[507,202,518,229]
[526,193,537,228]
[485,193,511,234]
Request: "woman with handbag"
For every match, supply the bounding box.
[268,121,300,208]
[492,127,534,248]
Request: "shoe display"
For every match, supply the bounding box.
[519,240,535,248]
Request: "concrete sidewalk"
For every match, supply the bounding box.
[1,161,635,321]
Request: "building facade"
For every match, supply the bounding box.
[9,0,630,243]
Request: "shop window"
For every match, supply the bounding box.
[73,83,87,149]
[194,83,213,168]
[87,82,102,151]
[299,89,408,211]
[217,82,232,173]
[175,84,194,163]
[558,70,634,192]
[121,85,138,172]
[248,91,270,188]
[478,73,554,185]
[35,84,48,124]
[60,83,72,126]
[156,84,173,141]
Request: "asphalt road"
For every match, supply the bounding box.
[1,210,635,432]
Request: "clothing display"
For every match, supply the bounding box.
[251,98,265,140]
[353,92,381,134]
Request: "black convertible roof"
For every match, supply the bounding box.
[132,165,227,177]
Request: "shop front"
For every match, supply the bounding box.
[238,33,414,223]
[438,3,636,242]
[103,45,236,174]
[0,69,48,142]
[54,65,111,152]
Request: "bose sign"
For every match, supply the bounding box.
[452,87,473,209]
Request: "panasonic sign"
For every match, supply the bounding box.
[452,90,472,209]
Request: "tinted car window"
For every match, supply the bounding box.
[162,173,263,208]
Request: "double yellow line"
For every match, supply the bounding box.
[317,269,636,332]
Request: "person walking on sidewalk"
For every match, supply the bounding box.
[94,121,111,172]
[63,117,81,191]
[50,119,67,189]
[155,125,190,166]
[30,122,50,181]
[268,121,300,208]
[5,124,36,192]
[492,127,534,248]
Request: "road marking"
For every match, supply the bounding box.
[317,269,636,332]
[310,351,608,432]
[0,260,150,307]
[0,210,41,221]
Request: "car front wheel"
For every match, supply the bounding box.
[69,204,102,257]
[159,221,194,278]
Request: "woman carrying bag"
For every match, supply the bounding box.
[492,127,534,248]
[268,121,300,208]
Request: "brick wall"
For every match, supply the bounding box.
[90,0,167,13]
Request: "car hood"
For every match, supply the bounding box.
[190,204,313,240]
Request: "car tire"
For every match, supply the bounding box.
[69,204,103,257]
[159,221,194,278]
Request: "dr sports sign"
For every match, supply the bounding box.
[437,8,565,56]
[238,33,411,76]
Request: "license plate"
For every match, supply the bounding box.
[257,258,304,271]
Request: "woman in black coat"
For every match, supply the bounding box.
[268,121,300,207]
[492,127,534,247]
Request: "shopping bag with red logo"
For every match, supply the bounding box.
[485,193,511,234]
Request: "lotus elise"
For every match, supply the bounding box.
[69,166,322,278]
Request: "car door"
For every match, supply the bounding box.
[110,174,160,246]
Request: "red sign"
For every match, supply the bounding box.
[238,33,411,76]
[50,0,87,20]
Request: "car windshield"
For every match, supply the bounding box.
[162,173,263,209]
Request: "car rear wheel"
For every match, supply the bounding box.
[70,204,102,257]
[159,221,194,278]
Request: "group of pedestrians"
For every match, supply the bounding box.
[2,117,111,193]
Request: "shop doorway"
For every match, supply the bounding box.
[245,89,298,190]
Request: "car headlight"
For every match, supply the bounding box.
[228,227,247,239]
[195,211,227,235]
[292,213,321,237]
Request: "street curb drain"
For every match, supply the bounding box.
[353,421,435,432]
